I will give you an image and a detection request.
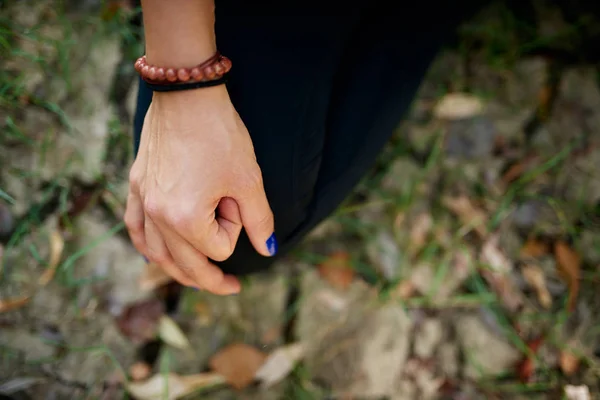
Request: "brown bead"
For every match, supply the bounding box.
[147,66,157,80]
[220,57,232,71]
[177,68,190,82]
[204,65,216,80]
[190,67,203,81]
[156,67,165,81]
[214,62,224,76]
[165,68,177,82]
[141,64,150,77]
[134,59,143,72]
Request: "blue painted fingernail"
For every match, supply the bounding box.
[266,233,278,256]
[143,256,149,263]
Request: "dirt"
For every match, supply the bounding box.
[1,1,600,399]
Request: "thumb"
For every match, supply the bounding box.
[236,185,276,257]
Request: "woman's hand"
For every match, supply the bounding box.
[125,86,275,295]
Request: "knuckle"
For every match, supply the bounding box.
[147,248,169,264]
[142,197,163,220]
[200,270,224,290]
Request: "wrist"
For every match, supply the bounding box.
[152,85,230,108]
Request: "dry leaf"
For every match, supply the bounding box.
[480,235,523,312]
[38,230,65,286]
[559,349,580,376]
[209,343,268,390]
[501,155,538,185]
[390,280,416,301]
[516,336,544,383]
[442,195,487,238]
[554,241,580,312]
[317,251,355,290]
[255,343,305,388]
[129,362,151,381]
[193,302,213,326]
[0,295,30,313]
[409,212,433,257]
[520,238,550,259]
[127,372,225,400]
[564,385,591,400]
[434,93,484,119]
[522,264,552,309]
[158,316,191,350]
[139,262,173,292]
[116,298,164,344]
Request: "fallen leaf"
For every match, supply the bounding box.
[501,155,539,185]
[564,385,591,400]
[559,348,580,376]
[554,241,580,312]
[516,336,545,383]
[129,362,152,381]
[390,280,416,301]
[127,372,225,400]
[522,264,552,309]
[38,230,65,286]
[209,343,268,390]
[317,251,355,290]
[158,316,191,350]
[255,342,305,388]
[0,295,30,313]
[408,212,433,257]
[0,377,43,394]
[193,301,213,326]
[442,195,488,238]
[116,298,164,344]
[480,235,523,312]
[434,93,484,120]
[520,237,550,259]
[139,262,173,292]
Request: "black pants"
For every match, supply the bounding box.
[133,2,480,275]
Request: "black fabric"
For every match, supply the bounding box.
[133,1,483,275]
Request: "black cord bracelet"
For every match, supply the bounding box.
[144,74,228,92]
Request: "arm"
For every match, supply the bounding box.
[125,0,276,295]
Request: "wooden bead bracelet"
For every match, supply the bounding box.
[134,52,232,92]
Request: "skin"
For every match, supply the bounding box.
[124,0,275,295]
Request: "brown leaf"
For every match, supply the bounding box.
[209,343,268,390]
[139,262,173,292]
[116,298,164,344]
[193,302,213,326]
[516,336,545,383]
[0,295,30,313]
[559,349,580,376]
[501,154,539,185]
[480,235,523,312]
[520,238,550,259]
[442,195,488,238]
[522,264,552,309]
[129,362,152,381]
[390,280,416,301]
[126,372,225,400]
[554,241,580,312]
[38,230,65,286]
[408,212,433,257]
[317,251,355,290]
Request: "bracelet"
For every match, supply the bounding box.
[134,52,232,90]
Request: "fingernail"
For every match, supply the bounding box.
[143,256,149,263]
[266,233,278,256]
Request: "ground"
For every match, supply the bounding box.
[1,1,600,399]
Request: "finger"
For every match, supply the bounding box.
[236,182,276,257]
[202,197,243,261]
[157,222,241,295]
[124,191,147,255]
[144,217,196,287]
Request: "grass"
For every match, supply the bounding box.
[2,0,600,399]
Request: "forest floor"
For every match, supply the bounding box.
[1,1,600,399]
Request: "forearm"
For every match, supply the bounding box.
[141,0,216,67]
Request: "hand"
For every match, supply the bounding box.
[125,86,276,295]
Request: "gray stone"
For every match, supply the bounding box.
[444,116,496,159]
[414,318,444,359]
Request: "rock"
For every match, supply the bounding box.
[414,318,444,358]
[438,342,460,378]
[366,230,401,280]
[454,314,521,379]
[444,116,496,159]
